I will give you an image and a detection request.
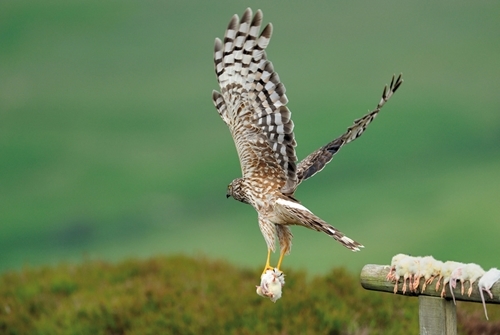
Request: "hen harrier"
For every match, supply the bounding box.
[212,8,403,273]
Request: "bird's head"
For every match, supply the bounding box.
[226,178,250,204]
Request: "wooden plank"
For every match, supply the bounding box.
[360,264,500,305]
[419,296,456,335]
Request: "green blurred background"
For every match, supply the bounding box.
[1,0,499,274]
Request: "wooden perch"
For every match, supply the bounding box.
[360,264,500,305]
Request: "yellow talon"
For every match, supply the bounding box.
[276,250,285,271]
[262,249,273,274]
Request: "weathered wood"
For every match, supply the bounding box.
[360,264,500,305]
[419,296,456,335]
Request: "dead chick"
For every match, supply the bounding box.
[422,258,443,292]
[256,268,285,303]
[412,255,440,292]
[478,268,500,320]
[439,261,464,298]
[387,253,409,282]
[393,255,419,294]
[408,256,422,292]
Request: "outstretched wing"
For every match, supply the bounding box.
[212,8,298,192]
[296,74,403,184]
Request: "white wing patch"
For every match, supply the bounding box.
[275,197,363,252]
[341,235,355,245]
[276,198,311,213]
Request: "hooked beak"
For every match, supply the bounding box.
[226,193,231,199]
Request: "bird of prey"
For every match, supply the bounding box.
[212,8,403,273]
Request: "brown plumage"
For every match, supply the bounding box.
[212,8,403,272]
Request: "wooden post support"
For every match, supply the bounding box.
[419,296,456,335]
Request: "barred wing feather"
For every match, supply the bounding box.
[212,8,297,192]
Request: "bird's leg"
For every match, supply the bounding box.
[262,249,273,274]
[276,249,285,271]
[393,281,399,294]
[422,276,432,292]
[435,275,443,291]
[386,268,394,281]
[412,274,420,291]
[275,225,292,272]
